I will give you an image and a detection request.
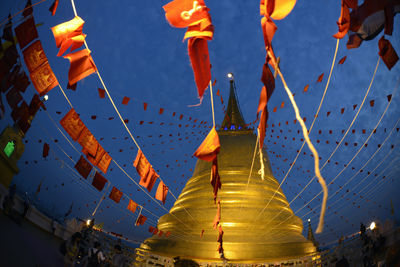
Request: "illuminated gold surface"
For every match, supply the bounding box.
[139,130,316,262]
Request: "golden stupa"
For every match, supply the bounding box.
[137,80,316,263]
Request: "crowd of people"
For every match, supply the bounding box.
[61,230,131,267]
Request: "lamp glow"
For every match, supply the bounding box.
[227,73,233,79]
[308,219,311,222]
[370,221,376,230]
[86,219,91,226]
[43,95,49,101]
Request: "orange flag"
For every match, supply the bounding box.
[78,127,99,158]
[333,0,350,39]
[260,0,297,20]
[97,151,112,174]
[194,127,220,161]
[338,56,347,65]
[163,0,210,28]
[188,38,211,102]
[303,84,309,92]
[258,63,275,148]
[86,145,105,166]
[317,73,324,83]
[49,0,59,16]
[57,34,86,57]
[378,36,398,71]
[261,16,277,49]
[63,49,96,86]
[133,149,151,181]
[140,167,159,192]
[60,108,85,141]
[30,62,59,96]
[155,181,169,204]
[51,16,85,48]
[127,199,138,214]
[22,41,47,73]
[109,186,123,203]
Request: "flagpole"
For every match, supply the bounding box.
[209,80,215,128]
[91,182,111,217]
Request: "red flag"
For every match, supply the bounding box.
[210,158,221,202]
[97,151,112,174]
[143,102,148,110]
[122,96,130,105]
[155,181,169,204]
[60,108,85,141]
[127,199,138,214]
[165,231,171,237]
[148,226,155,233]
[92,172,107,191]
[333,0,350,39]
[163,0,210,28]
[98,88,105,98]
[42,143,49,158]
[261,16,277,49]
[213,200,221,229]
[14,17,38,49]
[347,34,363,49]
[30,61,59,96]
[75,155,93,179]
[78,127,99,157]
[49,0,59,16]
[6,87,22,109]
[152,228,158,235]
[303,84,309,92]
[28,94,44,116]
[378,36,398,71]
[63,49,96,86]
[158,230,164,237]
[109,186,123,203]
[338,56,347,64]
[51,16,85,48]
[317,73,324,82]
[193,127,220,162]
[11,101,29,122]
[22,41,48,73]
[159,108,164,115]
[260,0,297,20]
[370,100,375,107]
[13,71,30,93]
[23,0,33,17]
[188,37,211,102]
[135,214,147,226]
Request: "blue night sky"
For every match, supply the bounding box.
[0,0,399,248]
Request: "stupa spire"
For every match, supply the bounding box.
[220,79,247,130]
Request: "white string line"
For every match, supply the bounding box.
[237,133,259,218]
[254,56,383,238]
[41,130,188,242]
[294,71,394,216]
[305,117,400,221]
[267,38,340,214]
[259,50,328,233]
[68,0,199,225]
[209,80,216,128]
[34,126,188,242]
[253,56,382,236]
[43,109,195,235]
[316,165,400,240]
[37,117,162,220]
[305,152,397,230]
